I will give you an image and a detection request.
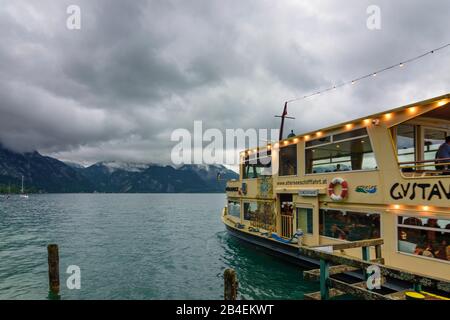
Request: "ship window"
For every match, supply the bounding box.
[227,200,241,218]
[319,209,380,241]
[333,128,368,142]
[423,128,447,170]
[397,215,449,262]
[396,124,416,163]
[243,201,276,231]
[305,136,331,148]
[305,129,376,174]
[279,144,297,176]
[244,202,258,221]
[393,104,450,176]
[296,207,313,234]
[242,153,272,179]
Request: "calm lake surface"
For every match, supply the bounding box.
[0,194,318,300]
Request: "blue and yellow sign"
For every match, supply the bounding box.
[355,185,377,194]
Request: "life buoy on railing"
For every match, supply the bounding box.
[328,177,348,201]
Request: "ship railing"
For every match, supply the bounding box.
[281,214,294,239]
[399,157,450,177]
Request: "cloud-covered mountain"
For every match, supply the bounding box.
[0,145,238,193]
[1,1,450,165]
[0,145,95,193]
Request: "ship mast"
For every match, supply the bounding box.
[275,102,295,141]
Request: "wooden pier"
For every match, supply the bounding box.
[300,239,450,300]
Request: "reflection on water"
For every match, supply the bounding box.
[0,194,318,300]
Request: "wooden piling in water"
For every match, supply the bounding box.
[47,244,60,296]
[319,259,330,300]
[362,246,370,280]
[224,268,238,300]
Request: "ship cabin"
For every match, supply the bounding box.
[225,94,450,280]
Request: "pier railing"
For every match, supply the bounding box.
[301,239,450,300]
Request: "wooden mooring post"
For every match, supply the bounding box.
[319,259,330,300]
[47,244,60,299]
[361,246,370,280]
[224,268,238,300]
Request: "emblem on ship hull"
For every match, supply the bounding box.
[355,185,377,194]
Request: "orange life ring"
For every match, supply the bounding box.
[328,177,348,201]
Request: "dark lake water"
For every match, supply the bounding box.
[0,194,318,300]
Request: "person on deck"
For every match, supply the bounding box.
[435,136,450,172]
[287,130,296,138]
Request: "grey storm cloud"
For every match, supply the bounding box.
[0,0,449,165]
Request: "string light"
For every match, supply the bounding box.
[408,107,418,114]
[286,43,450,104]
[438,100,448,107]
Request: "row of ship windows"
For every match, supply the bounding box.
[227,200,450,263]
[242,127,377,178]
[242,123,450,178]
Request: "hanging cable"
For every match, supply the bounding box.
[286,43,450,104]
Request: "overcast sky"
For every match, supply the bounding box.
[1,0,449,166]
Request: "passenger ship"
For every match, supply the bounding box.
[222,94,450,281]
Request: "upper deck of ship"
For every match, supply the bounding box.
[228,93,450,210]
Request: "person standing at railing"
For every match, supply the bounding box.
[435,136,450,173]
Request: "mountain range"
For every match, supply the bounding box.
[0,145,238,193]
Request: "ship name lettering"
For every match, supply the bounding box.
[390,181,450,201]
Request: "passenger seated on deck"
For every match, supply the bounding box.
[435,136,450,173]
[328,224,346,239]
[434,239,448,261]
[403,217,422,226]
[424,218,439,242]
[422,243,436,258]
